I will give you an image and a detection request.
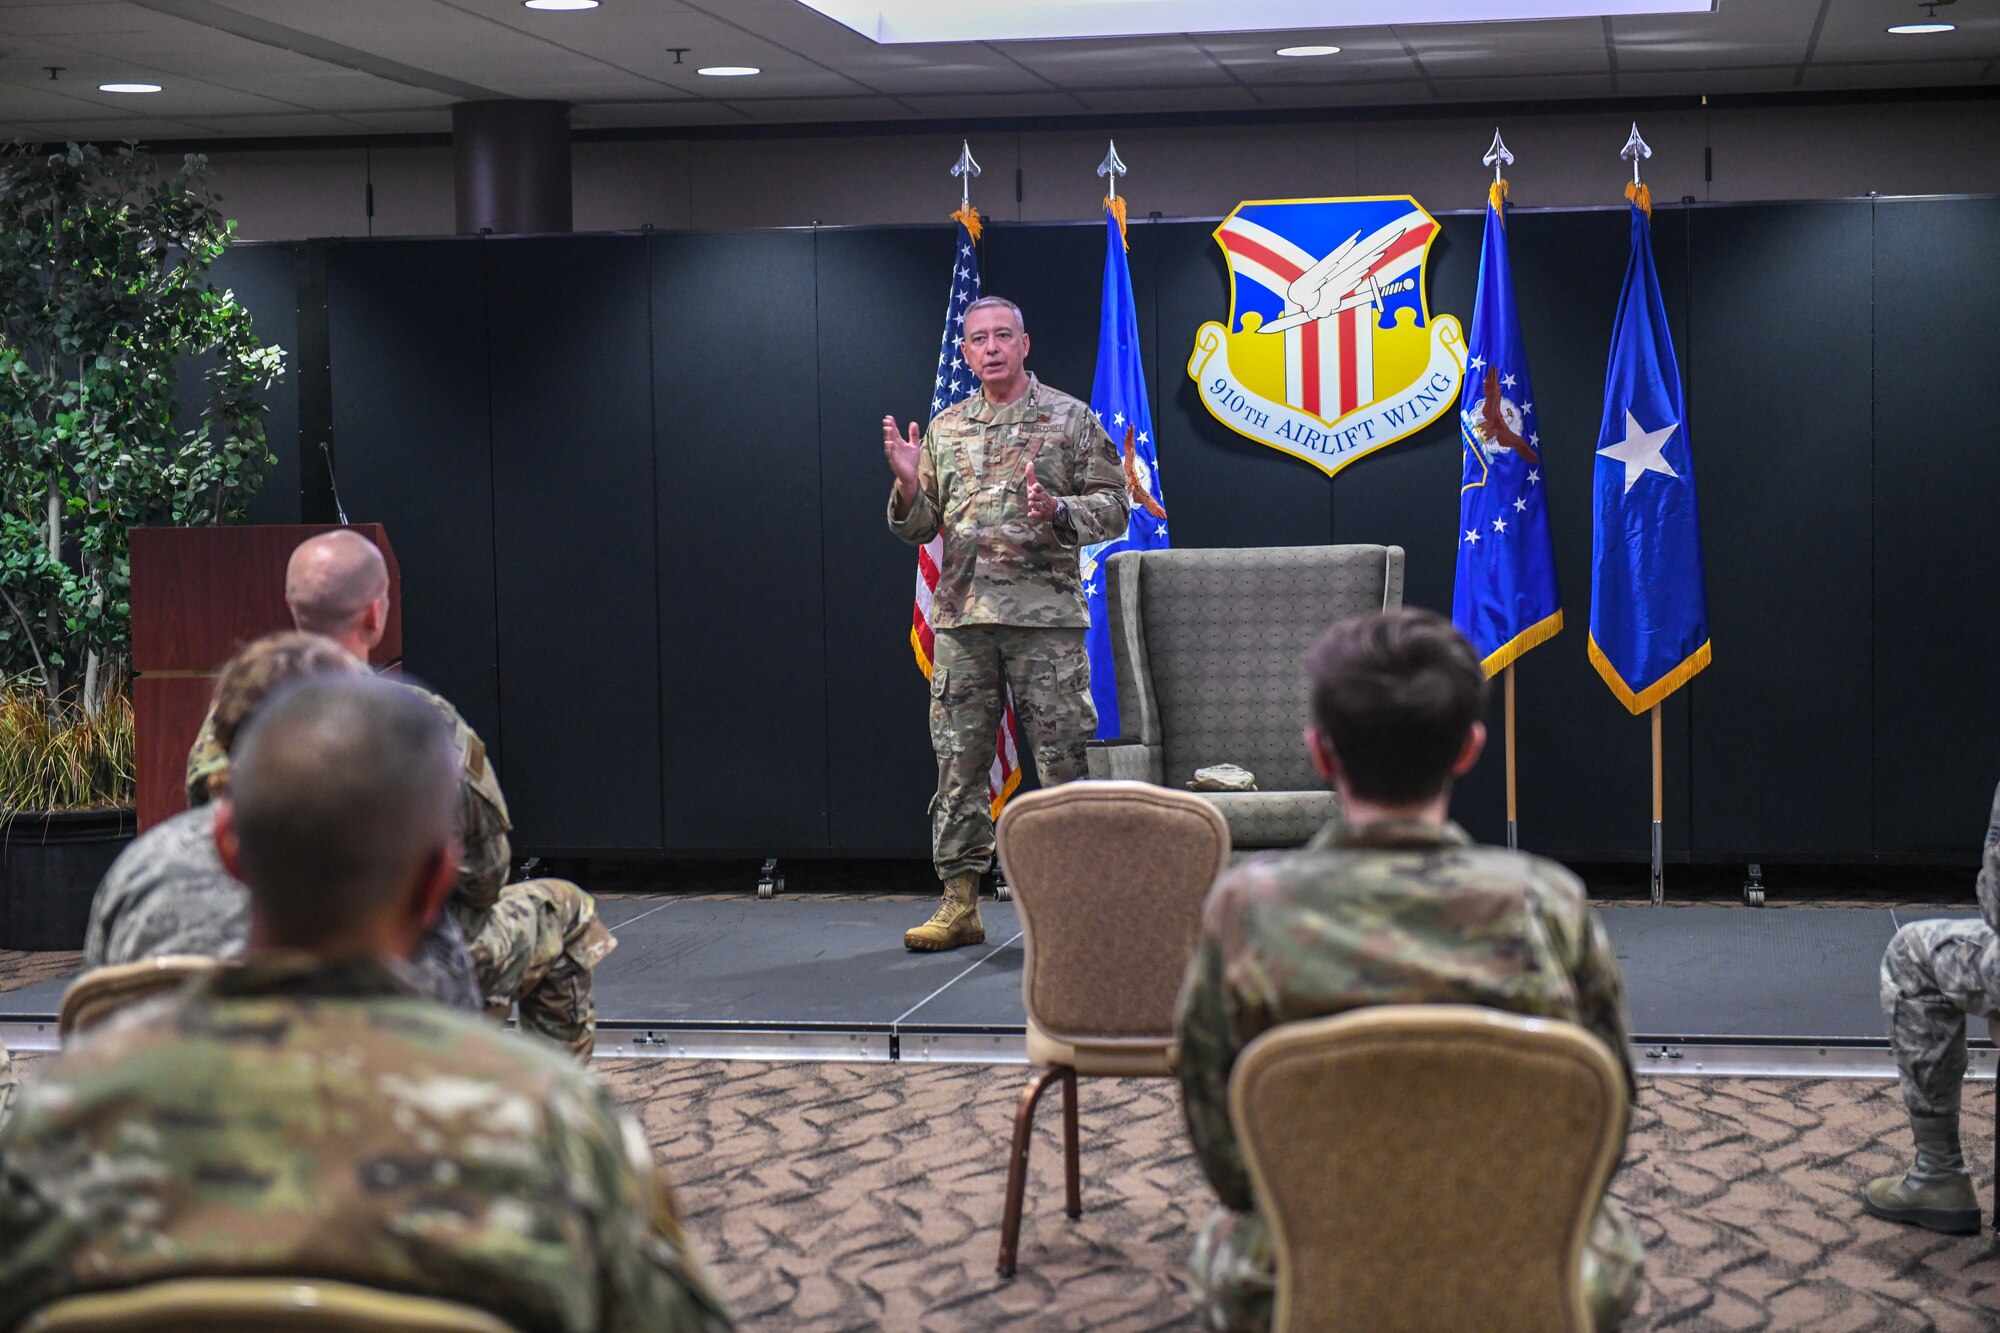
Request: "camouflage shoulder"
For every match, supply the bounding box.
[1198,850,1296,930]
[402,682,507,813]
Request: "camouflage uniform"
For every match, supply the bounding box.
[0,953,731,1333]
[83,804,483,1012]
[1880,781,2000,1117]
[0,1042,14,1127]
[1175,817,1645,1333]
[887,375,1130,878]
[188,687,615,1057]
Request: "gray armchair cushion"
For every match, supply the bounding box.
[1196,790,1343,849]
[1086,740,1163,783]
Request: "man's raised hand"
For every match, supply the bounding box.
[1023,459,1057,522]
[883,416,921,504]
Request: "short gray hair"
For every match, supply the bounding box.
[963,295,1025,331]
[230,675,459,942]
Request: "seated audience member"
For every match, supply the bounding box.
[187,528,615,1057]
[0,676,732,1333]
[1175,609,1643,1332]
[83,632,481,1012]
[1866,782,2000,1233]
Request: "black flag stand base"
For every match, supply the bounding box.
[1507,820,1518,851]
[1648,703,1665,908]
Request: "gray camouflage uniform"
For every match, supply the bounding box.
[1880,781,2000,1117]
[1176,817,1645,1332]
[83,804,483,1012]
[888,374,1130,879]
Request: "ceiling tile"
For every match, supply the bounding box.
[1610,3,1814,71]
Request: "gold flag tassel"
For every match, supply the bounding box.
[1488,176,1509,217]
[951,203,983,243]
[1106,194,1129,249]
[1625,179,1652,219]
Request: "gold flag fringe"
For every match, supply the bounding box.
[1625,180,1652,219]
[1588,634,1710,716]
[1478,609,1562,679]
[1106,195,1129,249]
[951,204,983,243]
[1488,178,1509,219]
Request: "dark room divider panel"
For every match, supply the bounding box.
[1872,197,2000,858]
[324,239,504,769]
[652,229,831,852]
[487,236,662,851]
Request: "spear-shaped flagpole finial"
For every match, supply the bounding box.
[1097,139,1128,201]
[1483,127,1514,184]
[951,139,981,210]
[1621,121,1652,185]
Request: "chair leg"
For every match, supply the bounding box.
[1061,1066,1081,1220]
[998,1065,1065,1279]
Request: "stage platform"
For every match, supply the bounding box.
[3,900,1994,1080]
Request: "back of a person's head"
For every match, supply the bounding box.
[228,675,458,943]
[211,631,364,756]
[1306,609,1488,805]
[285,530,389,637]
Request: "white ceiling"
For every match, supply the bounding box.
[0,0,1991,141]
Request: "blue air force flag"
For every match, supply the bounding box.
[1588,192,1710,714]
[1452,185,1562,675]
[1084,204,1169,738]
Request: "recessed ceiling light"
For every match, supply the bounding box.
[1887,21,1954,33]
[524,0,599,10]
[98,82,161,93]
[1276,45,1341,57]
[697,66,760,76]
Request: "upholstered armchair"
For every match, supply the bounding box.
[1086,544,1405,850]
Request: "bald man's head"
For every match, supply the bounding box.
[286,530,390,650]
[225,675,459,949]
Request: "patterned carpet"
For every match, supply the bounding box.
[8,922,2000,1329]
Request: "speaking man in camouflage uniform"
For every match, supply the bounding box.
[0,676,732,1333]
[884,295,1130,950]
[185,529,614,1056]
[1175,609,1644,1332]
[1865,781,2000,1234]
[86,632,482,1011]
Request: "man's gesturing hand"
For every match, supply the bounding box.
[1023,459,1057,522]
[883,416,920,504]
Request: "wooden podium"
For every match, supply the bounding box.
[130,524,402,830]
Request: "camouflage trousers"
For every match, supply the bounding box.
[1189,1198,1644,1332]
[1881,917,2000,1117]
[450,878,617,1060]
[929,625,1097,881]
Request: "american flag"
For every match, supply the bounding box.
[909,207,1021,816]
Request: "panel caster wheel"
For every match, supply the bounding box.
[757,858,781,900]
[757,879,775,900]
[994,878,1012,902]
[1742,862,1765,908]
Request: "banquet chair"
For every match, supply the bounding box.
[992,780,1230,1277]
[1230,1005,1626,1333]
[58,956,221,1041]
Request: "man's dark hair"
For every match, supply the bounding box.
[228,675,458,942]
[1306,609,1488,804]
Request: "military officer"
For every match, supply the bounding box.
[184,529,614,1057]
[1174,609,1644,1331]
[1865,780,2000,1234]
[0,677,730,1332]
[884,295,1130,951]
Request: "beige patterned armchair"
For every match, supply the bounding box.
[1085,544,1406,850]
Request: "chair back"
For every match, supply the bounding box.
[17,1277,518,1332]
[58,956,220,1041]
[1105,545,1404,791]
[1230,1004,1625,1333]
[997,781,1229,1072]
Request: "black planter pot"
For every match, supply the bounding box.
[0,807,136,951]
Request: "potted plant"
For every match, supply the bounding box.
[0,142,284,949]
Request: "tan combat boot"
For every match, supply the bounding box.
[1862,1112,1983,1235]
[904,872,985,952]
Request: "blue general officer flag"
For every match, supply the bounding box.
[1588,188,1710,713]
[1452,182,1562,675]
[1084,203,1169,738]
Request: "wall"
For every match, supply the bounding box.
[194,96,2000,241]
[243,197,2000,866]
